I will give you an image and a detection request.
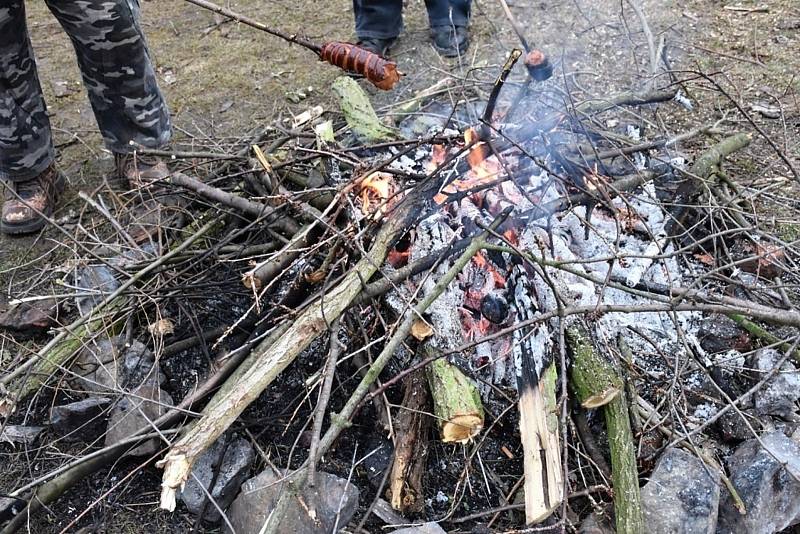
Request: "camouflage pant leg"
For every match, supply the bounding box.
[0,1,55,181]
[45,0,172,153]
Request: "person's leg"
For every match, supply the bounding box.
[425,0,471,56]
[353,0,403,43]
[0,1,64,235]
[425,0,470,28]
[44,0,171,155]
[0,1,55,182]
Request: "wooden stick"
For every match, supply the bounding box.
[388,369,430,512]
[158,172,449,511]
[181,0,321,52]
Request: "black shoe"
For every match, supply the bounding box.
[430,25,469,57]
[356,37,395,57]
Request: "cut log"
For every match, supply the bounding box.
[423,346,484,443]
[568,325,644,534]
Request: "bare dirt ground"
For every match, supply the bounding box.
[0,0,798,532]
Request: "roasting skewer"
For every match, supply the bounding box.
[182,0,402,90]
[497,0,553,81]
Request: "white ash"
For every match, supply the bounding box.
[386,213,466,353]
[692,402,719,423]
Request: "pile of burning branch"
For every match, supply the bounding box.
[2,44,800,534]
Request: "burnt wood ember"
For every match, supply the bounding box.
[509,264,563,523]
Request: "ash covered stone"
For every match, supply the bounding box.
[179,435,254,522]
[641,448,720,534]
[751,348,800,420]
[718,431,800,533]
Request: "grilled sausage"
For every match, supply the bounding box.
[320,41,401,90]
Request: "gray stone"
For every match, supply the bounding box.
[0,425,45,445]
[104,382,173,456]
[49,397,111,440]
[714,409,758,442]
[752,348,800,420]
[391,522,447,534]
[179,436,254,522]
[718,431,800,533]
[74,337,164,395]
[74,264,119,316]
[225,469,360,534]
[641,448,720,534]
[579,511,615,534]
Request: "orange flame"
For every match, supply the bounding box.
[433,129,503,204]
[359,172,395,218]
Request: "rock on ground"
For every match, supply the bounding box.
[641,448,720,534]
[0,425,45,446]
[49,397,111,440]
[718,431,800,533]
[104,382,173,456]
[225,469,359,534]
[391,522,447,534]
[751,348,800,420]
[179,435,254,522]
[75,337,164,395]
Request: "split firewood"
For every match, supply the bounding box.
[388,369,430,512]
[508,265,563,524]
[568,324,644,534]
[422,344,484,443]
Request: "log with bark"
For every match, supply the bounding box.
[422,344,484,443]
[568,324,644,534]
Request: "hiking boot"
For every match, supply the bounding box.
[114,152,171,190]
[430,25,469,57]
[356,37,396,57]
[1,165,65,235]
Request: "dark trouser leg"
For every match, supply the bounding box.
[0,1,55,181]
[425,0,471,27]
[44,0,171,154]
[353,0,404,39]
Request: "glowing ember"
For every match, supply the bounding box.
[387,248,410,268]
[473,251,506,288]
[359,172,395,218]
[428,144,447,172]
[433,128,503,204]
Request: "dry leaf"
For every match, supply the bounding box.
[149,318,175,337]
[411,319,434,341]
